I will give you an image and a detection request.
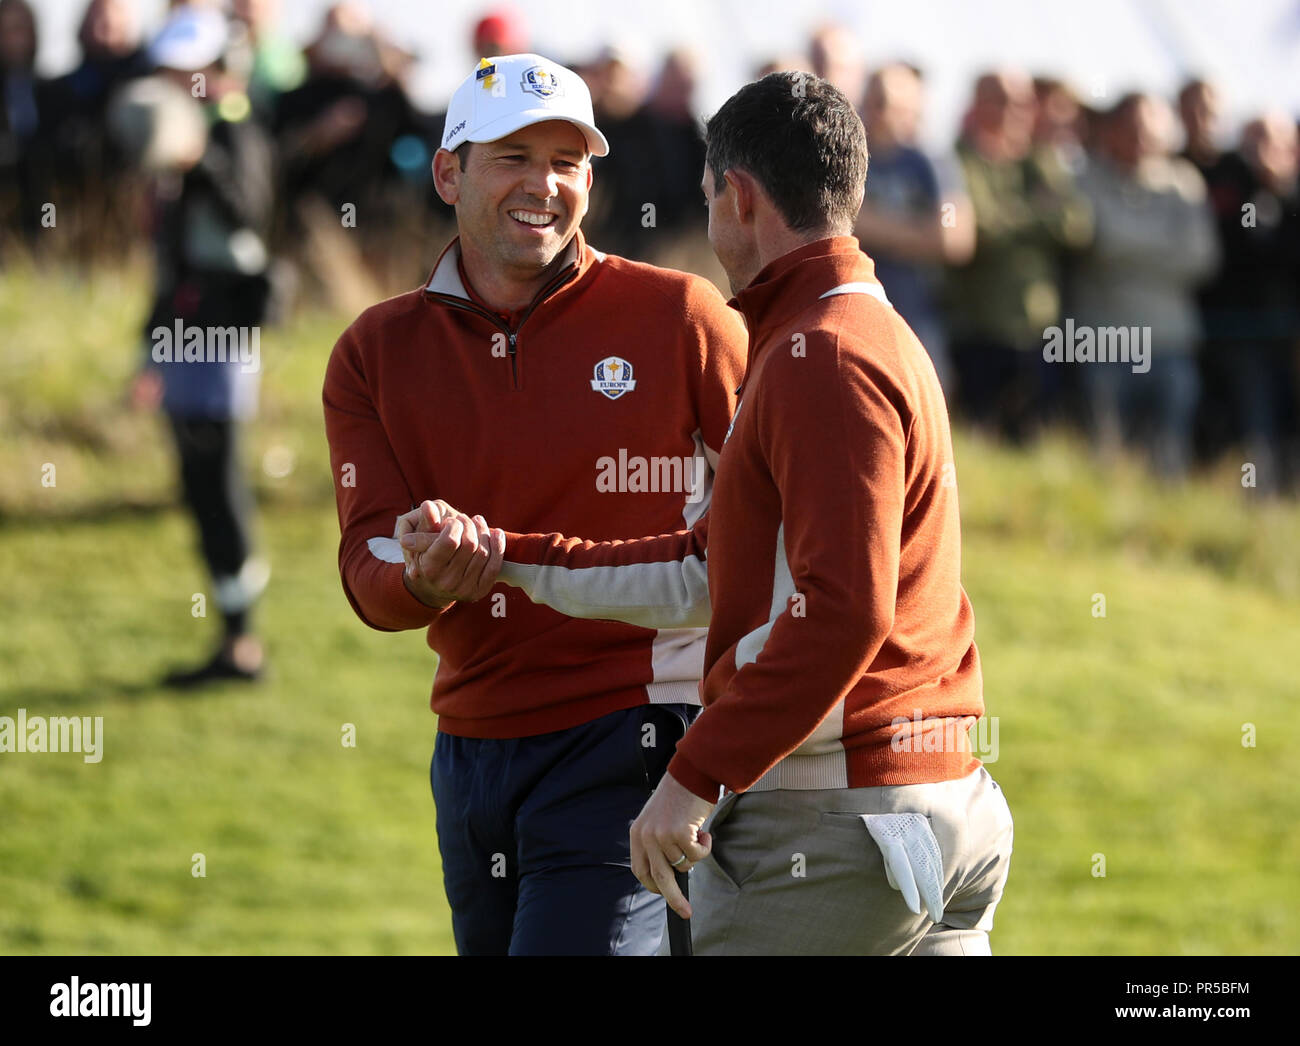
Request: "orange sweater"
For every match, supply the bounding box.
[323,231,748,737]
[499,238,984,800]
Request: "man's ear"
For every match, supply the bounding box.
[577,160,593,220]
[724,168,757,226]
[432,148,462,206]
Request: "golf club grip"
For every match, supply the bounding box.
[667,869,693,956]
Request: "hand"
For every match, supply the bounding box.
[394,499,475,573]
[861,812,946,923]
[128,369,163,411]
[630,772,716,919]
[396,500,504,608]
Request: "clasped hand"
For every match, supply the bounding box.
[394,499,505,609]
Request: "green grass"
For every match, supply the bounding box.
[2,263,1298,954]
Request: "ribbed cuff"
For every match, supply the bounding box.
[666,750,722,803]
[383,561,452,628]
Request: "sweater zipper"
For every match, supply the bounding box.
[428,262,580,390]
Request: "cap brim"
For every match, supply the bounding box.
[465,108,610,157]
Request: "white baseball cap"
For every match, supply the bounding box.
[441,53,609,158]
[149,8,229,72]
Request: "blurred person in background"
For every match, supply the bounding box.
[578,43,648,256]
[1032,76,1092,427]
[855,62,975,392]
[1180,80,1300,490]
[48,0,145,117]
[41,0,148,259]
[0,0,52,251]
[471,6,528,57]
[946,69,1092,442]
[635,49,707,240]
[1211,113,1299,494]
[1072,92,1218,480]
[1032,76,1087,174]
[581,47,706,260]
[1179,78,1226,174]
[1178,78,1254,463]
[121,5,275,686]
[229,0,306,121]
[809,23,864,109]
[274,3,421,231]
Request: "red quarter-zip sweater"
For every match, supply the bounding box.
[498,237,984,799]
[323,231,748,737]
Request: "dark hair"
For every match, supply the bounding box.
[454,142,471,170]
[705,71,867,233]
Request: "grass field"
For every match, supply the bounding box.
[2,263,1297,955]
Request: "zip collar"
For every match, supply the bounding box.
[422,230,603,387]
[728,236,890,395]
[730,236,887,337]
[423,228,602,326]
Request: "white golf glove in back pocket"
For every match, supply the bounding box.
[862,813,945,923]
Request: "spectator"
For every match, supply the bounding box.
[126,6,276,685]
[229,0,306,121]
[1177,78,1255,462]
[1033,76,1087,174]
[41,0,148,259]
[856,62,975,392]
[1072,93,1218,479]
[809,23,864,108]
[946,69,1092,441]
[579,44,648,256]
[582,47,706,260]
[54,0,146,109]
[273,2,424,296]
[1175,79,1242,459]
[275,2,419,212]
[471,6,528,57]
[1179,78,1224,172]
[639,49,707,236]
[0,0,52,250]
[1213,113,1300,493]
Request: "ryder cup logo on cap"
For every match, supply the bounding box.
[520,66,563,98]
[591,356,636,399]
[441,53,610,157]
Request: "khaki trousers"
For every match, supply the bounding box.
[665,766,1013,955]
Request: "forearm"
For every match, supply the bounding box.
[499,519,710,629]
[669,585,888,800]
[338,536,450,632]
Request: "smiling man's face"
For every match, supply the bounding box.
[439,120,592,287]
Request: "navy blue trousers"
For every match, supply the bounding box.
[431,702,696,955]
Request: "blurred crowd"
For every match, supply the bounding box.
[2,0,1298,492]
